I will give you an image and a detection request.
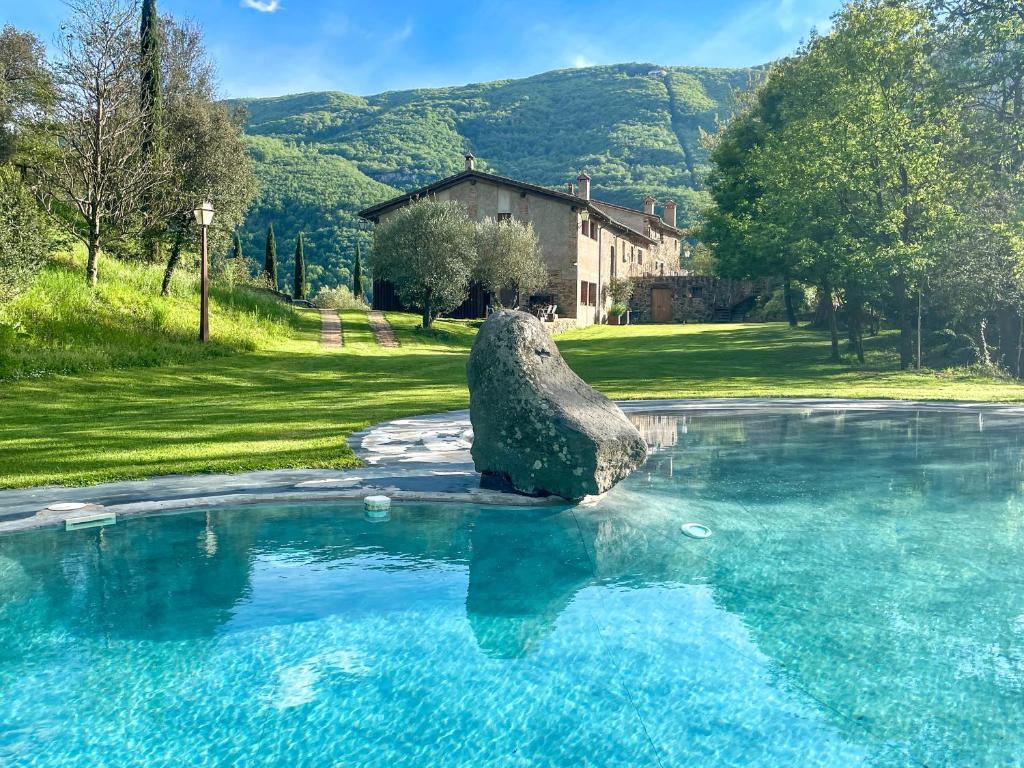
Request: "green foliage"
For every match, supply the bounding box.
[293,232,305,299]
[232,230,242,260]
[230,63,761,295]
[312,284,368,311]
[0,25,53,164]
[609,302,628,317]
[0,246,303,381]
[264,223,277,288]
[607,276,635,305]
[0,167,53,303]
[702,0,974,367]
[372,199,477,327]
[474,217,546,305]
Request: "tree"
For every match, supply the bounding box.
[232,230,242,261]
[352,242,364,299]
[36,0,164,287]
[293,232,305,299]
[703,1,967,367]
[0,25,53,165]
[139,0,162,263]
[157,15,255,295]
[0,166,52,302]
[264,223,277,288]
[372,199,477,328]
[474,217,546,307]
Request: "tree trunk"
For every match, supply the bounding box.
[161,228,184,297]
[86,223,100,288]
[996,305,1020,376]
[422,291,433,329]
[783,276,797,327]
[892,275,914,369]
[847,296,865,364]
[824,282,840,363]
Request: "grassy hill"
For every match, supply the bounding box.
[231,63,763,292]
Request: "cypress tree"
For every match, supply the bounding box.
[140,0,162,262]
[264,224,277,289]
[232,231,243,261]
[353,242,364,298]
[293,233,305,299]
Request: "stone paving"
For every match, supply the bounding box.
[367,310,400,347]
[319,309,343,347]
[2,398,1021,535]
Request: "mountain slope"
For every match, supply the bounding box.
[233,62,763,292]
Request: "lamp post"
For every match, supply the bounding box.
[193,200,214,342]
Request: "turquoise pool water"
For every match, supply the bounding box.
[2,408,1024,766]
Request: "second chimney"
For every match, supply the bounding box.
[465,152,476,172]
[643,196,656,216]
[663,199,677,228]
[577,171,591,200]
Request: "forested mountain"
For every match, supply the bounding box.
[231,63,762,291]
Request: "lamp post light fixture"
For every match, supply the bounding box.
[579,208,590,222]
[193,200,214,343]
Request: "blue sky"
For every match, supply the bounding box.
[6,0,843,98]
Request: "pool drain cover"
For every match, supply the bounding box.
[681,522,712,539]
[47,502,88,512]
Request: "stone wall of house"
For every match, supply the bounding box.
[630,276,758,323]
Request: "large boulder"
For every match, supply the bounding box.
[466,310,648,500]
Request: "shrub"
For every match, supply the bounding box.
[609,302,628,317]
[607,277,634,305]
[0,167,53,303]
[312,284,368,311]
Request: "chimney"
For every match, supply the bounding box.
[663,199,677,228]
[567,182,575,195]
[577,171,591,200]
[643,196,656,216]
[464,152,476,172]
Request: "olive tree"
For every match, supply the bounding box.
[475,217,547,307]
[372,198,477,328]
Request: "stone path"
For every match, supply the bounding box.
[367,310,400,348]
[319,309,343,348]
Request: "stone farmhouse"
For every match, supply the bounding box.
[359,154,683,329]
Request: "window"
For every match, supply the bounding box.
[689,285,703,299]
[497,212,512,222]
[610,246,616,263]
[581,220,590,237]
[579,281,598,306]
[590,223,598,241]
[638,249,644,265]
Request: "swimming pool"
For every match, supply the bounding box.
[2,408,1023,766]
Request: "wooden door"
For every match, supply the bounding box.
[651,288,673,323]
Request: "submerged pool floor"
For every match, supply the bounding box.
[2,408,1023,766]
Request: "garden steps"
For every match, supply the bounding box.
[319,309,343,348]
[367,311,400,348]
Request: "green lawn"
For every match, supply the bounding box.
[3,311,1024,489]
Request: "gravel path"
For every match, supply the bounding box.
[367,310,399,347]
[319,309,343,347]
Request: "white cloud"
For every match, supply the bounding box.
[242,0,281,12]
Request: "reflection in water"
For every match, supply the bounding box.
[2,410,1024,766]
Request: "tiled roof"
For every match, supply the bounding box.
[357,169,661,244]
